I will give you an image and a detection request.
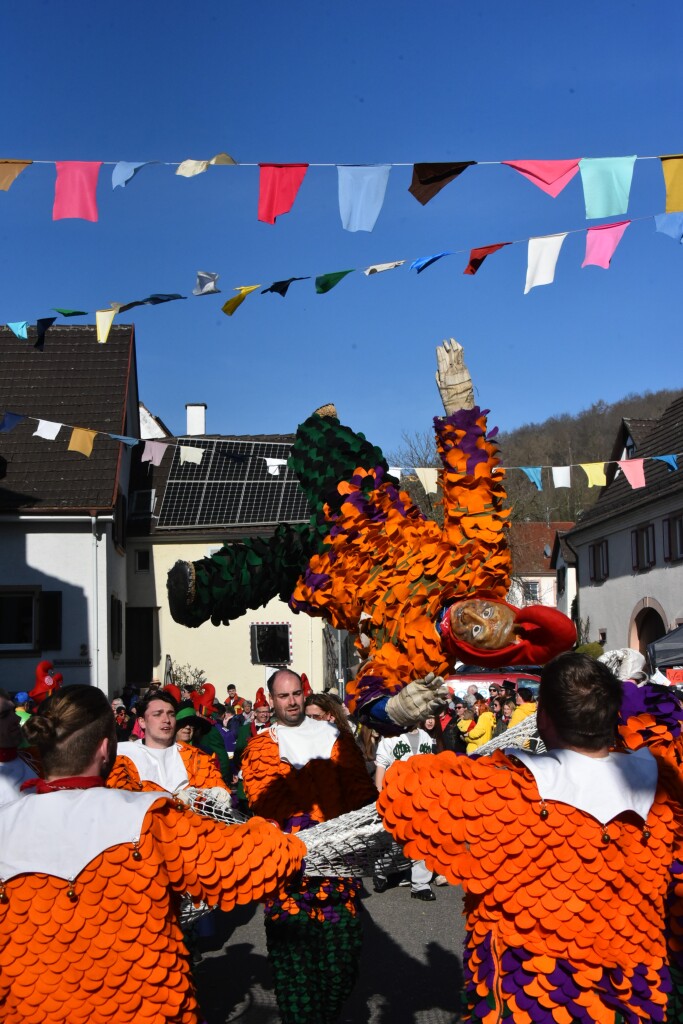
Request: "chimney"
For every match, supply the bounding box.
[185,403,207,436]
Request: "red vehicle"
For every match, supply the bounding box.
[446,664,541,701]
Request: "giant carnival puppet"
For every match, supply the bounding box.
[168,340,575,723]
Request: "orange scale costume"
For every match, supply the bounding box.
[0,785,304,1024]
[107,739,228,793]
[377,683,683,1024]
[241,721,377,1024]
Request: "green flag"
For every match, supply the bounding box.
[53,308,88,317]
[315,270,353,294]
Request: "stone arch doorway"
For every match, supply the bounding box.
[629,602,667,655]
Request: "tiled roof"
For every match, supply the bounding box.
[508,522,575,574]
[573,395,683,532]
[0,325,136,513]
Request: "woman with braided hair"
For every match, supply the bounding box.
[168,340,575,732]
[0,684,304,1024]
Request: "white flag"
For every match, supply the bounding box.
[265,457,288,476]
[551,466,571,488]
[415,467,438,494]
[180,445,204,465]
[33,419,62,440]
[524,233,568,294]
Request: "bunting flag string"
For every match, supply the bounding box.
[0,150,679,229]
[0,406,680,487]
[3,208,681,332]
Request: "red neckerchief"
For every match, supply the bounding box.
[0,747,18,763]
[20,775,106,793]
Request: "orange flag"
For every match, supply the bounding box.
[0,160,32,191]
[68,427,98,457]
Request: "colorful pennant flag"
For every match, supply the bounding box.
[524,233,568,293]
[112,294,186,313]
[221,285,260,316]
[34,317,56,351]
[579,156,637,219]
[0,412,26,433]
[415,467,438,495]
[410,252,452,274]
[7,321,29,339]
[552,467,571,488]
[68,427,97,457]
[53,161,102,222]
[653,454,678,471]
[388,466,402,479]
[261,277,310,297]
[337,164,391,232]
[258,164,308,224]
[617,458,646,488]
[582,221,630,269]
[521,467,543,490]
[408,162,474,205]
[193,271,221,296]
[33,419,62,440]
[655,212,683,243]
[315,271,353,294]
[580,462,607,487]
[179,445,204,465]
[96,308,116,344]
[502,159,580,198]
[364,260,405,275]
[175,154,234,178]
[0,159,32,191]
[109,434,138,447]
[659,155,683,213]
[112,161,151,189]
[265,457,288,476]
[464,243,509,276]
[141,440,168,466]
[53,308,88,317]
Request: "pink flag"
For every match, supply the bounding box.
[618,458,646,488]
[53,161,102,221]
[258,164,308,224]
[502,159,580,198]
[582,221,630,269]
[141,440,168,466]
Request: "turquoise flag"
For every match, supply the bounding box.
[7,321,29,339]
[521,467,543,490]
[579,156,637,219]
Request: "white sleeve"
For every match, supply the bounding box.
[374,737,395,770]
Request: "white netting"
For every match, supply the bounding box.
[300,802,409,878]
[474,711,546,757]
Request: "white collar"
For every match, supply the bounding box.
[273,717,339,769]
[116,741,189,792]
[511,747,658,823]
[0,789,164,881]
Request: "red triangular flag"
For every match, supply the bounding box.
[258,164,308,224]
[463,243,510,275]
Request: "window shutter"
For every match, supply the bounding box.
[38,591,62,651]
[663,519,671,562]
[588,546,595,581]
[631,531,639,571]
[601,540,609,579]
[647,524,656,567]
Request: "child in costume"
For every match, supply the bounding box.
[168,340,575,731]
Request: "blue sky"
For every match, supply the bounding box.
[2,1,681,455]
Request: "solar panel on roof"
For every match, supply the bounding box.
[157,438,311,528]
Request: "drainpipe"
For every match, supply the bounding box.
[91,516,100,691]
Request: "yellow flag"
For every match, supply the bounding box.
[210,152,237,166]
[580,462,606,488]
[222,285,261,317]
[176,159,209,177]
[0,159,32,191]
[661,155,683,213]
[68,427,98,458]
[96,308,116,344]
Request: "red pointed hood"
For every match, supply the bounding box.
[439,600,576,667]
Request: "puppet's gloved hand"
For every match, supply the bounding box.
[206,786,233,805]
[385,673,449,727]
[435,338,475,415]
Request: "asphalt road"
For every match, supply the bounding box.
[194,878,467,1024]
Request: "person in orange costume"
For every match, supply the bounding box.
[377,653,683,1023]
[241,668,377,1024]
[168,340,575,734]
[107,689,230,796]
[0,684,304,1024]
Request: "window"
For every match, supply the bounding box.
[522,581,539,603]
[598,629,607,645]
[250,622,292,666]
[663,514,683,563]
[588,540,609,582]
[0,588,38,650]
[631,525,656,572]
[110,596,123,658]
[556,566,566,596]
[130,490,156,517]
[113,491,127,552]
[135,549,151,573]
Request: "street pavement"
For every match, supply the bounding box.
[195,878,466,1023]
